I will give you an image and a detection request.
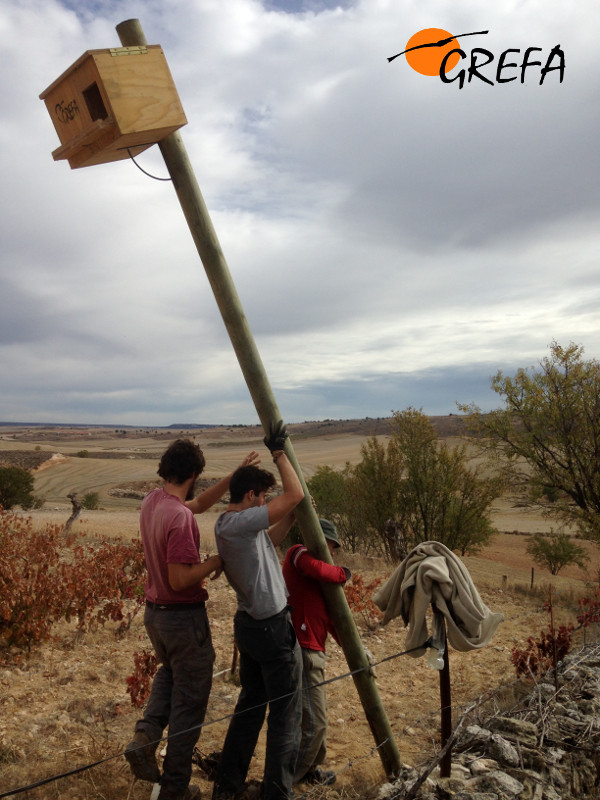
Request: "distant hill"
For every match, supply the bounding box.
[286,415,467,439]
[0,415,469,441]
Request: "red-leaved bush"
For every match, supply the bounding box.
[511,589,600,677]
[126,648,159,707]
[0,508,145,658]
[344,572,384,630]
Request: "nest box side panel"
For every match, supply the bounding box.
[94,46,187,136]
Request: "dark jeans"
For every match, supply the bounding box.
[214,609,302,800]
[136,604,215,793]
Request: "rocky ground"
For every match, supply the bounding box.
[379,645,600,800]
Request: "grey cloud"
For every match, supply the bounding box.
[1,0,599,426]
[275,363,508,422]
[0,280,55,344]
[263,0,356,12]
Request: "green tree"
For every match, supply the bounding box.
[350,436,404,560]
[460,342,600,541]
[0,466,35,510]
[307,464,364,553]
[390,408,503,556]
[304,410,502,562]
[526,531,586,576]
[307,465,347,521]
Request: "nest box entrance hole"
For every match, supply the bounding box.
[82,83,108,122]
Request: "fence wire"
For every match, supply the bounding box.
[1,600,598,799]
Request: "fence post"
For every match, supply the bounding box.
[437,615,452,778]
[548,585,559,692]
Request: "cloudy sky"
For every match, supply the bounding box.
[1,0,598,426]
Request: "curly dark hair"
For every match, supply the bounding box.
[157,439,206,485]
[229,465,276,503]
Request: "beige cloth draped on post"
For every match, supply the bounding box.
[372,541,504,657]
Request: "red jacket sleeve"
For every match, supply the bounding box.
[292,546,348,585]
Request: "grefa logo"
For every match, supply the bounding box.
[389,28,565,88]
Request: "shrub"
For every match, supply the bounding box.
[0,511,67,650]
[0,509,145,657]
[126,649,159,707]
[526,531,586,575]
[511,589,600,677]
[344,573,384,630]
[511,624,574,677]
[62,536,146,632]
[81,492,100,510]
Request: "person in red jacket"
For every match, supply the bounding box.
[282,519,351,786]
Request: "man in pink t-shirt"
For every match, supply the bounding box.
[125,439,258,800]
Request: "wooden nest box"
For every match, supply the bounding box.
[39,45,187,168]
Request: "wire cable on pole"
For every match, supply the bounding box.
[127,148,172,181]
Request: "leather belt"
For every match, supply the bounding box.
[146,600,205,611]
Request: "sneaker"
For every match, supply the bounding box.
[125,730,161,783]
[157,785,202,800]
[302,767,336,786]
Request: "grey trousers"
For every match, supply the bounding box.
[294,648,328,781]
[136,604,215,793]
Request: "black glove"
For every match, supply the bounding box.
[264,419,288,452]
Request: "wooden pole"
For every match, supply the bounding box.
[115,18,401,778]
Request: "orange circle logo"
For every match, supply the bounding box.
[404,28,461,76]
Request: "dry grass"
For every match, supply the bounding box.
[1,425,599,799]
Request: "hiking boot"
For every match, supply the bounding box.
[302,767,336,786]
[237,780,262,800]
[212,784,261,800]
[125,730,161,783]
[211,788,237,800]
[157,785,202,800]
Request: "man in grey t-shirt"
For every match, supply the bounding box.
[212,425,304,800]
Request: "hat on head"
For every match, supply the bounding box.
[319,518,340,548]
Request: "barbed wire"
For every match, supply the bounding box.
[0,640,427,798]
[2,628,525,797]
[1,599,598,798]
